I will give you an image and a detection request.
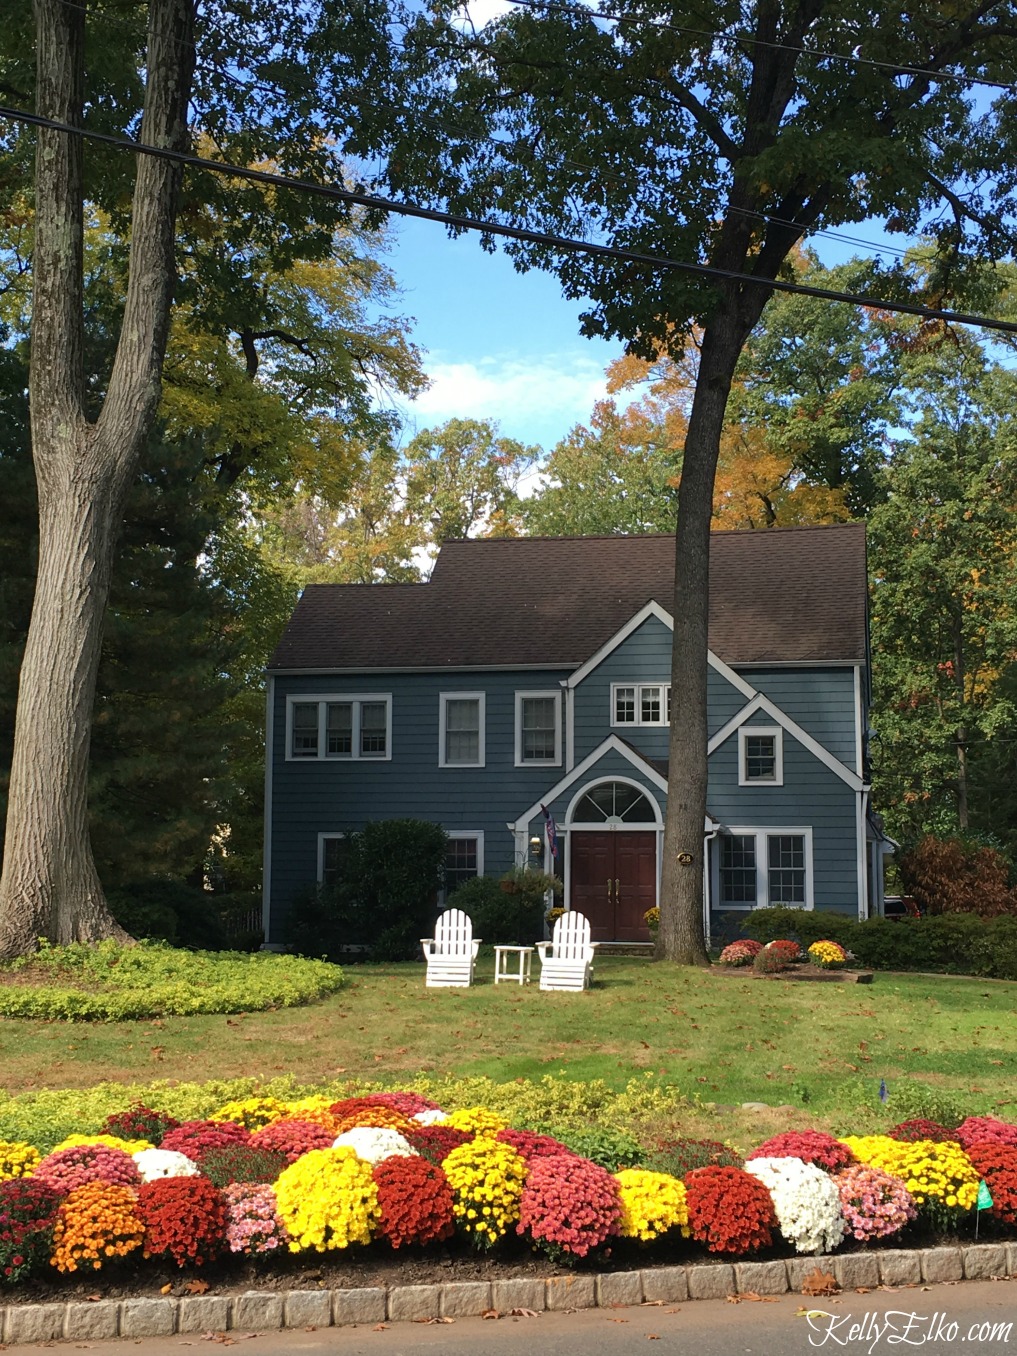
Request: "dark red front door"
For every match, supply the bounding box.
[570,831,657,941]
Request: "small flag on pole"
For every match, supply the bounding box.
[878,1079,888,1104]
[541,805,559,860]
[977,1180,993,1210]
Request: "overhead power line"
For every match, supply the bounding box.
[498,0,1017,95]
[2,101,1017,337]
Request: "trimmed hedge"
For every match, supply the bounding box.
[741,907,1017,980]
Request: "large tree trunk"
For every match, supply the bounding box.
[657,285,772,965]
[0,0,196,959]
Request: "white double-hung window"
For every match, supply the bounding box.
[439,692,486,767]
[515,691,562,766]
[287,695,392,761]
[716,828,813,909]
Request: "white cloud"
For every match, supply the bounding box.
[454,0,518,28]
[408,353,611,448]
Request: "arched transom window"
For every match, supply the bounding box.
[572,781,655,824]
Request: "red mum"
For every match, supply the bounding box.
[161,1120,250,1165]
[685,1166,776,1255]
[748,1131,854,1172]
[406,1125,472,1164]
[964,1142,1017,1226]
[138,1177,227,1267]
[329,1093,438,1121]
[518,1153,620,1258]
[101,1104,180,1146]
[955,1117,1017,1150]
[497,1129,577,1161]
[250,1119,334,1164]
[888,1119,955,1143]
[372,1155,455,1248]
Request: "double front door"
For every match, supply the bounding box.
[569,830,657,942]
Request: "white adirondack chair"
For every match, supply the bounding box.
[535,909,597,991]
[420,907,481,988]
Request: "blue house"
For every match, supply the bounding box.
[263,524,888,946]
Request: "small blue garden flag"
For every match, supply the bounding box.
[878,1079,888,1104]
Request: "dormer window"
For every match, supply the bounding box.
[738,726,783,785]
[612,683,671,727]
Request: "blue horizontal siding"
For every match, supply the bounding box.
[735,667,859,773]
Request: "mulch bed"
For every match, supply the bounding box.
[706,966,874,984]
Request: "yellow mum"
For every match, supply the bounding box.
[444,1106,508,1136]
[0,1138,40,1180]
[274,1148,380,1252]
[210,1097,288,1130]
[443,1136,526,1247]
[614,1169,690,1241]
[840,1136,978,1213]
[51,1133,153,1154]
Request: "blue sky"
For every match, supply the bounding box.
[389,210,907,454]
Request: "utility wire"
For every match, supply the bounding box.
[3,100,1017,336]
[497,0,1017,95]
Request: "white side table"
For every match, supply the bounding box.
[494,944,534,985]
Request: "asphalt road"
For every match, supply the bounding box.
[6,1280,1017,1356]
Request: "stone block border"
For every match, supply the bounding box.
[1,1243,1014,1345]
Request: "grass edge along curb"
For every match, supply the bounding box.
[1,1243,1015,1343]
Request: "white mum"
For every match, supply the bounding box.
[745,1156,846,1254]
[132,1147,200,1182]
[332,1127,418,1164]
[412,1109,447,1126]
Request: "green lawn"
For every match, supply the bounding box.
[4,956,1016,1131]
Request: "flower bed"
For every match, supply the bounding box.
[1,1086,1015,1290]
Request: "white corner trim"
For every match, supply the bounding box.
[262,677,274,945]
[566,600,673,689]
[439,691,486,768]
[514,690,563,768]
[856,790,869,920]
[708,693,864,791]
[509,734,667,830]
[854,664,864,777]
[738,724,784,787]
[563,599,758,703]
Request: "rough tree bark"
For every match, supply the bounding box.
[0,0,196,958]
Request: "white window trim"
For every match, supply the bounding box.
[316,832,346,886]
[514,690,562,768]
[713,826,814,911]
[442,829,485,903]
[738,725,784,786]
[286,694,392,762]
[439,691,486,768]
[610,681,671,727]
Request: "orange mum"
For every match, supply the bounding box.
[51,1182,144,1273]
[331,1107,414,1136]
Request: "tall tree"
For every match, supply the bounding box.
[386,0,1017,962]
[0,0,402,956]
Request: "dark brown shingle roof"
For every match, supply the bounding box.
[267,524,867,671]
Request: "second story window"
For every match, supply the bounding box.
[287,695,392,761]
[738,726,783,785]
[440,692,486,767]
[515,691,562,766]
[612,683,671,727]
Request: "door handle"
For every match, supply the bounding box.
[614,878,620,898]
[607,878,612,899]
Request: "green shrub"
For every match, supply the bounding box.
[449,875,547,945]
[288,819,447,961]
[552,1126,643,1170]
[882,1082,966,1130]
[0,940,343,1021]
[109,882,263,951]
[743,908,1017,981]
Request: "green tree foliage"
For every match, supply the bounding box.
[869,339,1017,844]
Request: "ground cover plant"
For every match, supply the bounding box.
[3,1083,1017,1291]
[2,958,1015,1135]
[0,941,344,1020]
